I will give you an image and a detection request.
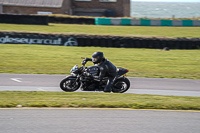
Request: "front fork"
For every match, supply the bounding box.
[66,75,80,87]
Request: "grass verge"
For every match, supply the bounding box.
[1,23,200,38]
[0,44,200,79]
[0,91,199,110]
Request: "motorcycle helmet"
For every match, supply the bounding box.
[92,51,104,64]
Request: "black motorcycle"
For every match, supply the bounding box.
[60,58,130,93]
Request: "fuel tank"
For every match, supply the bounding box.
[86,66,100,76]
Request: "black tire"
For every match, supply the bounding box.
[112,77,130,93]
[60,77,80,92]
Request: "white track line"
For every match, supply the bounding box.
[10,78,22,83]
[37,88,46,91]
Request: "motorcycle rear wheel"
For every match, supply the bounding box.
[60,77,80,92]
[112,77,130,93]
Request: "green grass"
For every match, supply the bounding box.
[1,23,200,38]
[0,44,200,79]
[0,91,199,110]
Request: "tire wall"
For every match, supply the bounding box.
[0,14,94,25]
[0,14,48,25]
[0,32,200,49]
[48,16,95,24]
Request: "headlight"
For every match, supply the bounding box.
[70,65,79,75]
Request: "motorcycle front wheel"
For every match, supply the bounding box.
[60,77,80,92]
[112,77,130,93]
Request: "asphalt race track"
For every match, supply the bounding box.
[1,74,200,133]
[0,73,200,96]
[0,109,200,133]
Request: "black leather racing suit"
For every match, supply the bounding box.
[83,58,117,92]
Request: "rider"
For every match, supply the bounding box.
[82,51,117,92]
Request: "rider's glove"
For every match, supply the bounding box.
[81,58,90,65]
[81,61,86,65]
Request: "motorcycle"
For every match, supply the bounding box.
[60,58,130,93]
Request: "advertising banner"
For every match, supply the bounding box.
[0,32,199,49]
[0,33,78,46]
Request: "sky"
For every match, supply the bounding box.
[131,0,200,2]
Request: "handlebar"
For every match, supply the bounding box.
[81,57,92,67]
[81,57,86,66]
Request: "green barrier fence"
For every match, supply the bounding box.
[182,20,193,26]
[141,19,151,26]
[95,18,200,27]
[95,18,111,25]
[121,19,131,25]
[161,20,172,26]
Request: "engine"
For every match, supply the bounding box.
[80,66,100,91]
